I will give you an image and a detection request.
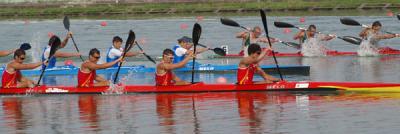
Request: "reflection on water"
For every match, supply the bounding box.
[2,92,400,133]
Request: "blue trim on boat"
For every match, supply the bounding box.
[0,64,310,76]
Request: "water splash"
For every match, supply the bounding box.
[25,87,36,95]
[30,31,44,63]
[357,40,379,56]
[301,34,329,57]
[102,69,135,95]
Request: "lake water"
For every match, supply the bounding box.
[0,14,400,133]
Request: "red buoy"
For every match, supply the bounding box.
[180,23,188,30]
[100,21,108,27]
[299,17,305,23]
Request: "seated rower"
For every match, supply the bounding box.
[106,36,142,67]
[42,33,81,70]
[2,49,46,88]
[172,36,208,64]
[358,21,400,56]
[237,43,280,85]
[156,48,195,86]
[78,48,123,87]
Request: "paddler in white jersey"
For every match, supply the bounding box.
[293,25,335,57]
[236,26,277,57]
[106,36,142,67]
[172,36,208,64]
[358,21,400,56]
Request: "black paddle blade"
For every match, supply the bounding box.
[274,21,296,28]
[192,23,202,45]
[49,36,61,59]
[338,36,362,45]
[126,43,134,52]
[260,10,270,37]
[340,17,362,26]
[397,14,400,20]
[213,48,226,56]
[125,30,136,51]
[260,9,284,81]
[63,16,70,30]
[220,18,240,28]
[281,41,301,49]
[19,43,31,50]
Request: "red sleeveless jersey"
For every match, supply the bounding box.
[237,64,257,85]
[155,71,174,86]
[78,69,96,87]
[2,69,22,88]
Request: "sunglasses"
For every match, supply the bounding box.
[20,57,25,60]
[93,56,101,59]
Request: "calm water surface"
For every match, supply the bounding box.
[0,15,400,133]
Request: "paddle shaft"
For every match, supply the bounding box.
[260,10,283,80]
[69,34,84,62]
[135,42,156,64]
[191,45,197,83]
[37,65,46,85]
[113,56,125,83]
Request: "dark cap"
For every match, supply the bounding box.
[177,36,192,43]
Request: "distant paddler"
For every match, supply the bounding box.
[236,26,278,57]
[78,48,123,87]
[172,36,208,64]
[2,49,47,88]
[237,43,279,85]
[358,21,400,56]
[106,36,143,67]
[42,32,81,70]
[156,48,195,86]
[293,25,335,56]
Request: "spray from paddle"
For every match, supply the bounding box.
[301,35,330,57]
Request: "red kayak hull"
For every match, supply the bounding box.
[1,81,400,95]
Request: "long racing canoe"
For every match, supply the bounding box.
[0,64,310,76]
[1,81,400,95]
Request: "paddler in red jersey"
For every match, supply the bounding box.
[237,43,280,85]
[78,48,123,87]
[155,48,195,86]
[2,49,46,88]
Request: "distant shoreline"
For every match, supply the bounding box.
[0,1,399,18]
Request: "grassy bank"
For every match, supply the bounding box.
[0,0,399,18]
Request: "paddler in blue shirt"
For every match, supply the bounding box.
[172,36,208,64]
[106,36,142,67]
[41,32,81,70]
